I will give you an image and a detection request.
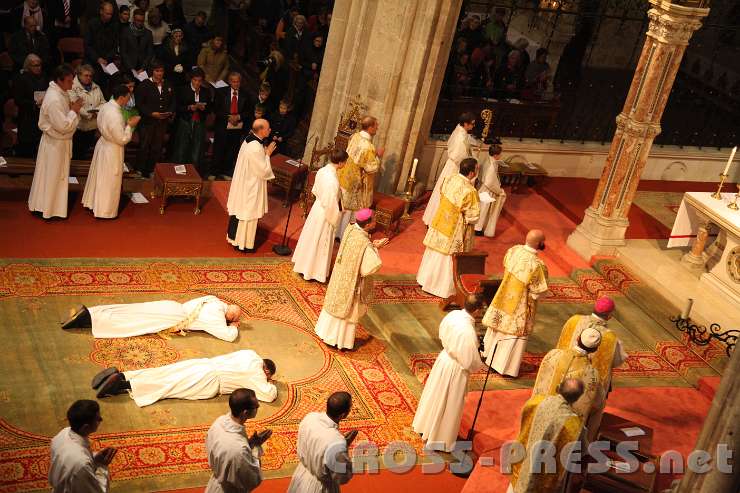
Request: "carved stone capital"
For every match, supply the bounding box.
[647,0,710,45]
[615,113,662,139]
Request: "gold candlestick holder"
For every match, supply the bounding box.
[711,173,729,199]
[728,184,739,211]
[401,175,417,220]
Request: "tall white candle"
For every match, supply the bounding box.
[723,146,736,176]
[410,158,418,181]
[680,298,694,320]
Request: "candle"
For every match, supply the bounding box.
[723,146,736,176]
[680,298,694,320]
[410,158,418,181]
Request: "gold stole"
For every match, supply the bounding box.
[158,300,208,340]
[323,226,370,319]
[556,316,618,390]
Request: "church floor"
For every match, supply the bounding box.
[0,178,725,492]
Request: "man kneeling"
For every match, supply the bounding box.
[93,350,277,407]
[62,295,242,341]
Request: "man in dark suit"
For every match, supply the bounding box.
[46,0,82,39]
[84,1,118,88]
[9,15,50,71]
[134,60,176,177]
[171,67,213,174]
[120,8,154,76]
[209,71,252,179]
[11,1,48,34]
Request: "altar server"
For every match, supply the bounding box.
[412,294,484,451]
[287,391,357,493]
[292,149,348,282]
[474,140,506,237]
[62,295,241,342]
[482,230,548,377]
[422,112,475,226]
[93,350,277,406]
[81,84,140,218]
[205,388,272,493]
[28,64,83,219]
[226,119,276,252]
[417,157,480,299]
[49,400,116,493]
[314,208,386,350]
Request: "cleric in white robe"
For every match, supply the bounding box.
[288,391,357,493]
[412,295,484,452]
[226,119,276,252]
[422,112,475,226]
[49,400,116,493]
[93,350,278,407]
[292,149,347,282]
[474,141,507,237]
[61,295,242,342]
[205,389,273,493]
[28,64,82,219]
[81,85,140,218]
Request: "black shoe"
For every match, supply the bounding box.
[97,372,125,398]
[91,367,119,390]
[474,230,483,237]
[62,306,91,330]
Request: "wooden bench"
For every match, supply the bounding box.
[270,154,308,206]
[373,192,406,238]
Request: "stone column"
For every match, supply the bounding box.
[566,0,710,259]
[303,0,463,194]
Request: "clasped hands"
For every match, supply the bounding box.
[248,429,273,448]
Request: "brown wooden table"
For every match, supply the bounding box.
[270,154,308,206]
[151,163,203,215]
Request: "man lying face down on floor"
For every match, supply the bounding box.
[92,350,277,407]
[62,295,242,341]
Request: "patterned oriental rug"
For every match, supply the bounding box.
[0,258,725,492]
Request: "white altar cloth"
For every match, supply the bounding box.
[667,192,739,248]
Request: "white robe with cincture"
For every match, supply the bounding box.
[81,100,133,218]
[412,309,483,451]
[422,124,471,226]
[292,163,341,282]
[89,295,237,341]
[205,413,263,493]
[475,156,506,237]
[49,427,109,493]
[28,81,80,219]
[123,349,277,407]
[288,412,353,493]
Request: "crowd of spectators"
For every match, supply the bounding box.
[444,8,551,102]
[0,0,333,178]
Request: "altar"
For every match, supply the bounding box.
[668,191,740,305]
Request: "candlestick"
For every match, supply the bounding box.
[728,184,739,211]
[723,146,736,176]
[711,173,729,200]
[401,173,417,220]
[410,158,418,181]
[680,298,693,320]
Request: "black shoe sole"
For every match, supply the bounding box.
[91,367,119,390]
[96,373,123,398]
[61,305,87,330]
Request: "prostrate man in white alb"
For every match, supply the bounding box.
[227,119,277,252]
[205,388,273,493]
[81,84,140,219]
[412,294,485,452]
[314,208,387,350]
[49,400,117,493]
[93,350,278,407]
[28,64,84,219]
[292,149,348,282]
[422,111,475,226]
[474,140,506,237]
[288,391,357,493]
[61,295,242,342]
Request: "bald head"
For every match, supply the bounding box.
[252,118,271,139]
[558,378,584,404]
[525,229,545,251]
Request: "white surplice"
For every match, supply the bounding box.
[475,156,506,237]
[123,349,277,407]
[227,138,275,249]
[205,413,263,493]
[28,81,80,219]
[412,309,483,451]
[287,412,353,493]
[292,163,341,282]
[49,427,109,493]
[89,295,237,341]
[422,124,471,226]
[81,100,133,218]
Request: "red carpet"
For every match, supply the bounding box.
[458,384,714,493]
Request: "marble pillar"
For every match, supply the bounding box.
[303,0,463,194]
[567,0,709,259]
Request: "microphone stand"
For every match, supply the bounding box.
[272,190,296,256]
